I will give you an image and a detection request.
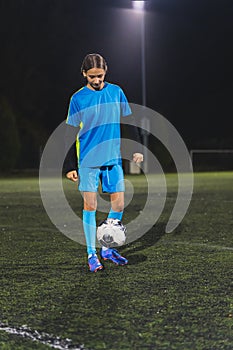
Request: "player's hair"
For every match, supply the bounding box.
[81,53,107,73]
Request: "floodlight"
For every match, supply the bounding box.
[132,1,145,11]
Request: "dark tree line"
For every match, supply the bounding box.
[0,0,82,170]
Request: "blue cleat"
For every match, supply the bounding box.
[100,248,128,266]
[88,254,103,272]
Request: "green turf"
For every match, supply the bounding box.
[0,172,233,349]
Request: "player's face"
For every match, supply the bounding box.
[83,68,106,90]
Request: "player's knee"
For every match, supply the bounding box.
[113,200,124,212]
[84,200,97,211]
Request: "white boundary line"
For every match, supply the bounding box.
[0,322,89,350]
[1,242,232,348]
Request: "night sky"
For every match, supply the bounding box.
[0,0,233,168]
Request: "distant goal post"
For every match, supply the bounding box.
[190,149,233,171]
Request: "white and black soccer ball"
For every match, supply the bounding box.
[97,218,126,248]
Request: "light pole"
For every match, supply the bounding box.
[132,1,146,107]
[132,1,149,173]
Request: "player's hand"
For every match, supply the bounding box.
[133,153,143,164]
[66,170,78,182]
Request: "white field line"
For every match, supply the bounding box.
[0,322,89,350]
[161,240,233,251]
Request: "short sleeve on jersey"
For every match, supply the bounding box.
[66,96,81,127]
[120,89,132,117]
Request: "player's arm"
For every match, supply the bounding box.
[63,124,79,182]
[127,115,144,163]
[64,94,81,182]
[121,114,144,164]
[120,89,143,164]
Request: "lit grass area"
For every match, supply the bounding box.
[0,172,233,349]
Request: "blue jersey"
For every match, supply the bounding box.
[66,82,131,168]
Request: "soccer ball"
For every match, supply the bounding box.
[97,219,126,248]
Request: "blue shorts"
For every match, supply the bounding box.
[78,165,125,193]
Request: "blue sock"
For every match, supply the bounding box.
[108,208,123,221]
[83,210,96,256]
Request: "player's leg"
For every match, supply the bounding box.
[100,166,128,265]
[101,164,125,220]
[108,192,124,221]
[79,168,103,272]
[83,191,97,256]
[83,192,102,272]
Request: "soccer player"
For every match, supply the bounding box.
[64,53,143,272]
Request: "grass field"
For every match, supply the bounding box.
[0,172,233,349]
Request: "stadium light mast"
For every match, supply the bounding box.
[132,0,146,107]
[132,0,149,173]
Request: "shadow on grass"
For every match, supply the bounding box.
[121,222,167,264]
